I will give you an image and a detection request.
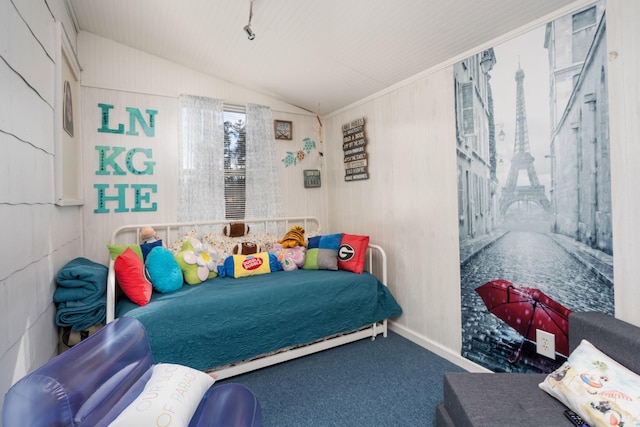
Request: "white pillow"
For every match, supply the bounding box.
[539,339,640,427]
[109,363,215,427]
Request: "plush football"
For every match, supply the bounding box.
[223,222,250,238]
[232,241,260,255]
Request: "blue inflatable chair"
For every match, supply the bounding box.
[2,317,263,427]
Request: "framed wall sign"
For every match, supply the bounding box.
[274,120,292,140]
[303,169,321,188]
[342,117,369,181]
[54,21,83,206]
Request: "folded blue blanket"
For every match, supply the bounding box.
[54,257,108,330]
[56,300,106,331]
[53,258,108,303]
[54,287,105,305]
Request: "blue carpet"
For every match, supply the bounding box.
[216,331,465,426]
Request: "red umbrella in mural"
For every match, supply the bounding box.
[475,279,572,363]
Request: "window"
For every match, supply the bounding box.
[474,173,480,216]
[223,109,247,220]
[572,6,597,63]
[177,96,282,223]
[458,166,464,218]
[461,82,475,137]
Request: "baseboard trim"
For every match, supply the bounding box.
[389,322,492,373]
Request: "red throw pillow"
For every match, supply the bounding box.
[337,234,370,274]
[114,247,152,306]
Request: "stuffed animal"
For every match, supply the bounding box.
[270,243,306,271]
[278,226,307,248]
[140,226,158,244]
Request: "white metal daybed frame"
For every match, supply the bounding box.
[106,216,389,380]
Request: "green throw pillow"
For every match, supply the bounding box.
[108,244,143,261]
[174,238,218,285]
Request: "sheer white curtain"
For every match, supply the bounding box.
[177,95,225,222]
[245,104,283,219]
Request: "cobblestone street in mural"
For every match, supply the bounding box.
[460,230,613,373]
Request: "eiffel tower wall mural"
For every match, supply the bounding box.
[454,0,613,374]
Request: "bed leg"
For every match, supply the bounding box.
[371,321,378,341]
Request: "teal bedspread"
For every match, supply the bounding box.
[116,269,402,371]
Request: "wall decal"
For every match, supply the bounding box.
[93,103,159,213]
[454,1,612,374]
[282,137,316,167]
[98,103,157,136]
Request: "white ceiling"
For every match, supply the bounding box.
[67,0,586,115]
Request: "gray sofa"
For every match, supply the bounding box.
[435,311,640,426]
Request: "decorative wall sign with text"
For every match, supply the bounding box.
[342,117,368,181]
[274,120,293,140]
[303,169,321,188]
[93,103,158,213]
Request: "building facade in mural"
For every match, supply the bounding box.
[456,1,612,374]
[455,48,497,241]
[545,3,612,254]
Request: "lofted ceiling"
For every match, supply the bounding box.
[67,0,586,115]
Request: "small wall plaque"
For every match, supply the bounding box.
[303,169,321,188]
[274,120,292,140]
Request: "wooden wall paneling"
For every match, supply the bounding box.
[607,0,640,326]
[81,87,178,264]
[0,61,54,153]
[0,1,84,416]
[10,2,54,54]
[0,205,54,278]
[325,68,462,356]
[0,132,53,204]
[78,31,312,116]
[0,0,55,105]
[272,111,328,225]
[41,0,77,53]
